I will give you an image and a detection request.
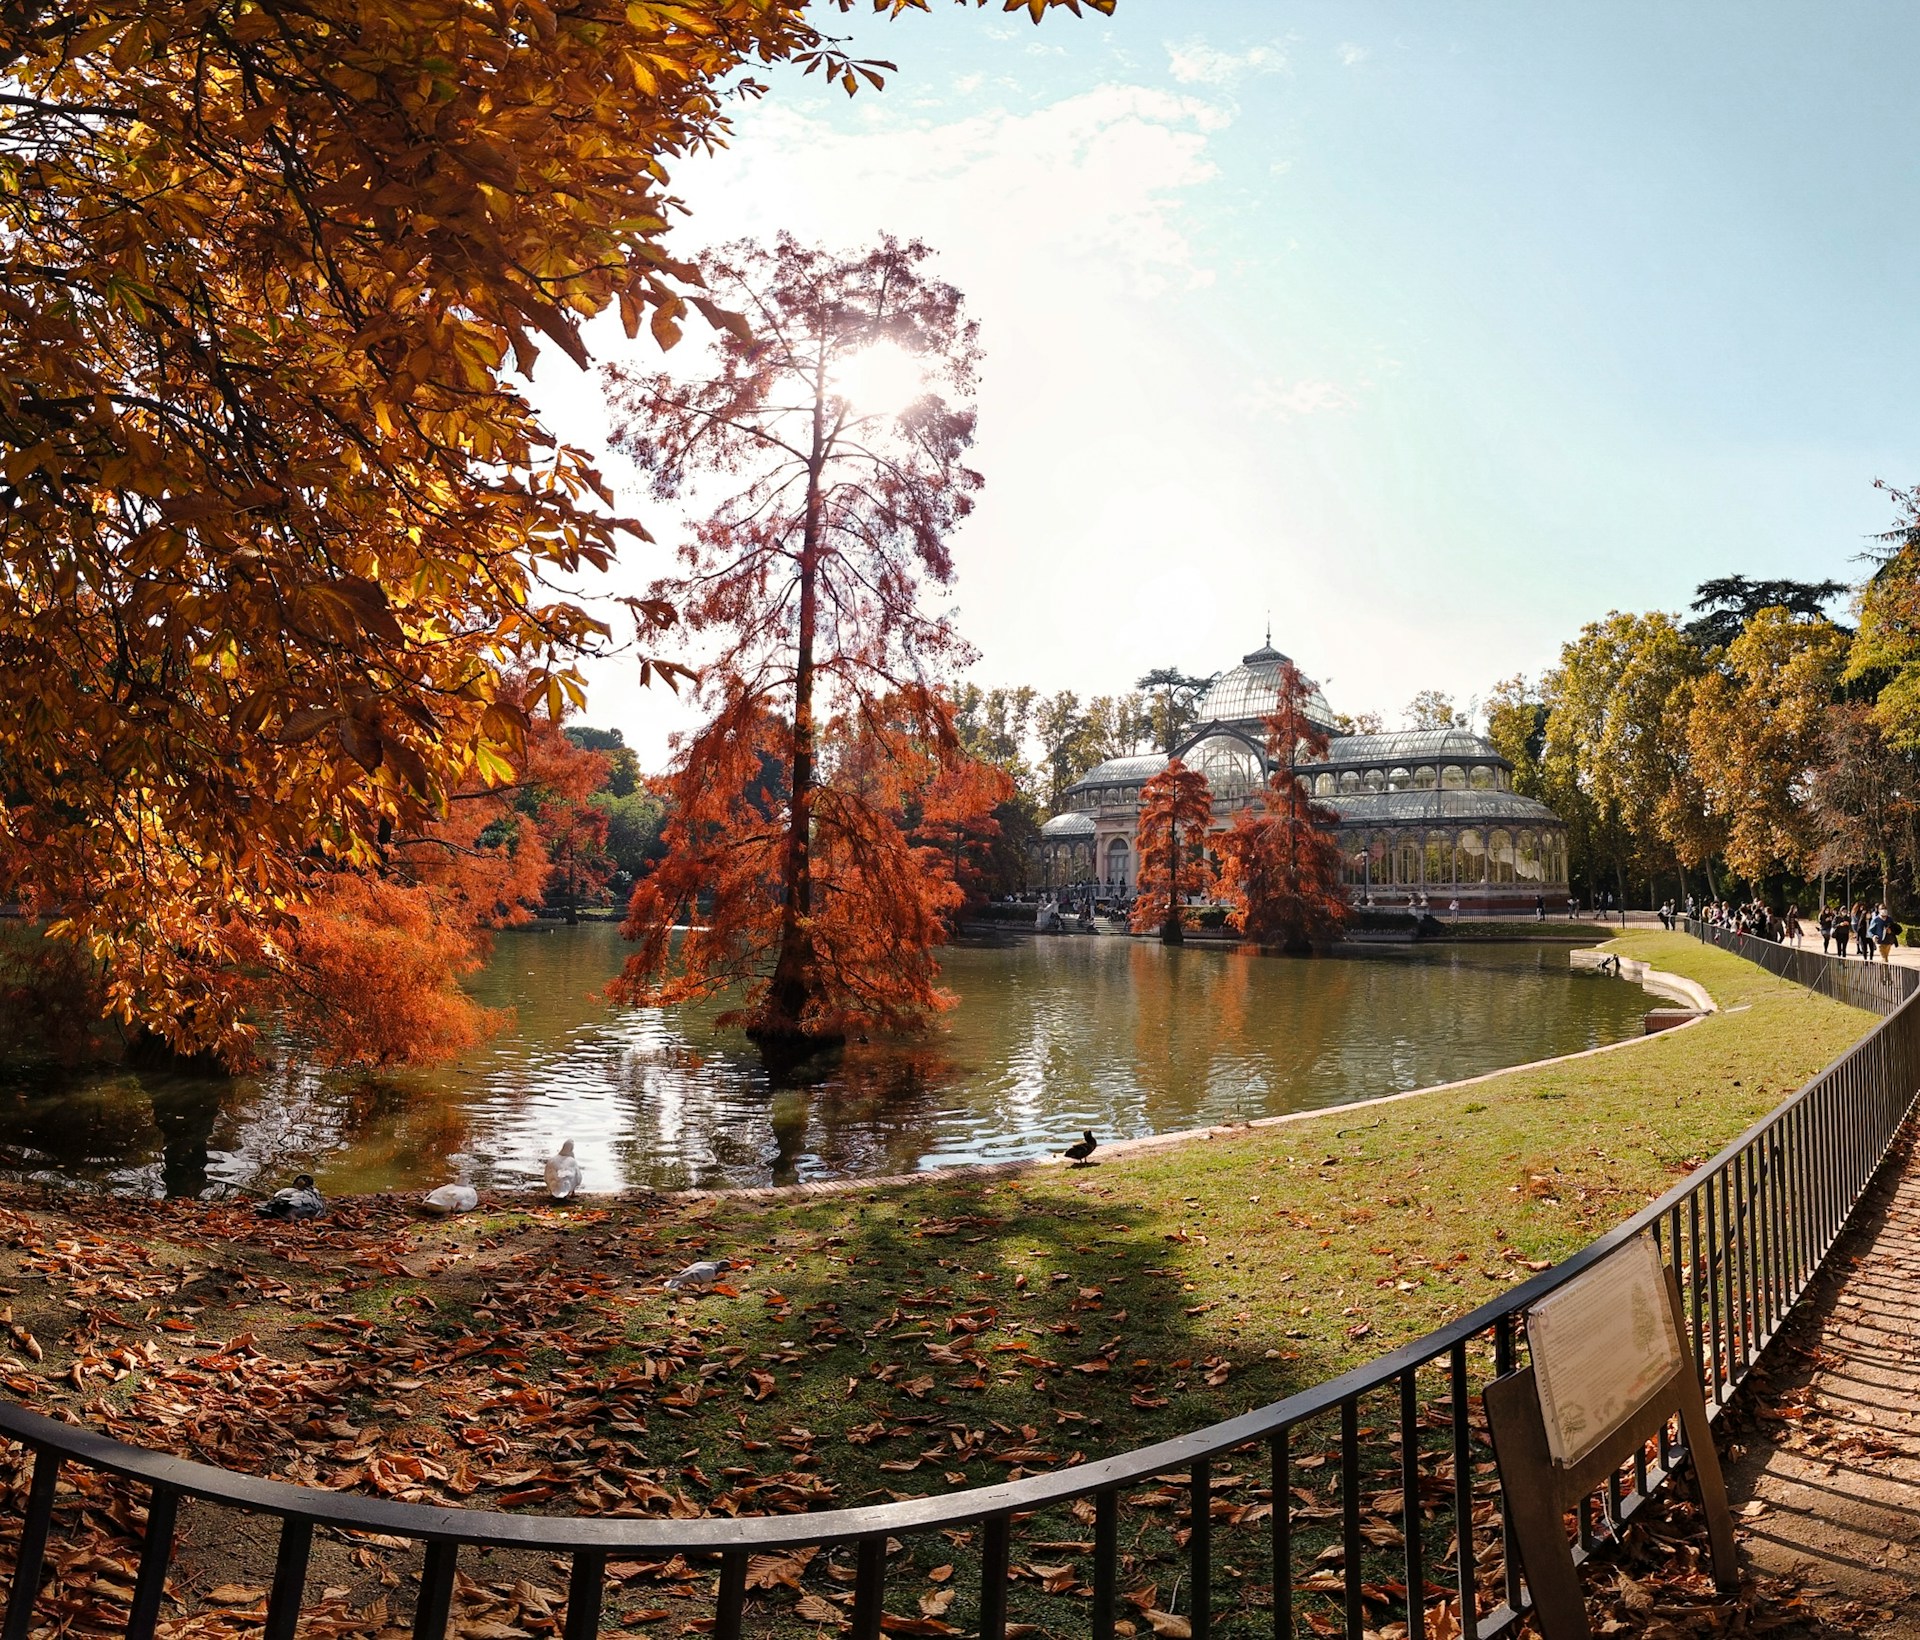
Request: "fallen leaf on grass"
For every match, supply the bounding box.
[746,1549,818,1592]
[1144,1612,1191,1639]
[878,1616,958,1636]
[795,1595,849,1629]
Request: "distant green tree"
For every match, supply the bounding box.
[594,788,668,883]
[1034,691,1101,807]
[564,725,641,797]
[1687,575,1848,652]
[1331,710,1385,737]
[1484,675,1548,799]
[1137,667,1216,755]
[1085,692,1153,760]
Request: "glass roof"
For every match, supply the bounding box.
[1193,643,1335,731]
[1040,812,1096,838]
[1320,789,1560,824]
[1311,728,1506,766]
[1064,753,1169,792]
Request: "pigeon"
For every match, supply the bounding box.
[664,1258,734,1293]
[421,1183,479,1217]
[256,1174,325,1221]
[543,1140,582,1201]
[1062,1130,1099,1166]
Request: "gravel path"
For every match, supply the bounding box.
[1723,1132,1920,1635]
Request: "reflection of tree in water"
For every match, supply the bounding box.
[1125,944,1361,1127]
[0,1071,164,1184]
[149,1078,227,1198]
[298,1074,477,1194]
[775,1043,960,1183]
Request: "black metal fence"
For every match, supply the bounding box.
[1686,916,1919,1012]
[2,953,1917,1640]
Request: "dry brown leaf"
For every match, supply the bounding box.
[795,1594,849,1629]
[1144,1613,1191,1639]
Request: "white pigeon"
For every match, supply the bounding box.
[542,1140,582,1201]
[421,1184,478,1217]
[664,1258,734,1293]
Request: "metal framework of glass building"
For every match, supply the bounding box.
[1037,641,1571,911]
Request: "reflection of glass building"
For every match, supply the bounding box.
[1038,640,1570,912]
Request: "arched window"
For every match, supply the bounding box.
[1397,833,1420,885]
[1517,830,1543,883]
[1388,767,1412,793]
[1441,765,1466,791]
[1457,829,1487,884]
[1314,773,1336,796]
[1469,765,1495,791]
[1489,829,1514,883]
[1105,835,1131,887]
[1190,735,1262,802]
[1339,770,1360,794]
[1413,765,1437,791]
[1424,834,1451,887]
[1360,768,1383,794]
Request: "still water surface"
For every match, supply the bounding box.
[0,926,1648,1197]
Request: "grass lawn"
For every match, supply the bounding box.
[0,931,1874,1640]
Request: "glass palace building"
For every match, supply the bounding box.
[1037,641,1570,914]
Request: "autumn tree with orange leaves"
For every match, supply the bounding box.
[0,0,1110,1066]
[1218,661,1350,953]
[1130,760,1217,945]
[605,237,1006,1067]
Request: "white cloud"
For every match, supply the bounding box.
[1165,38,1288,87]
[1336,42,1369,67]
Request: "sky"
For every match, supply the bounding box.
[530,0,1920,765]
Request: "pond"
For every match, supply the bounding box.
[0,925,1651,1198]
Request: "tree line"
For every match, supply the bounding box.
[1484,561,1920,914]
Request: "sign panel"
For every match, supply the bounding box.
[1525,1233,1683,1467]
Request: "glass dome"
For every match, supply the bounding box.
[1193,642,1335,733]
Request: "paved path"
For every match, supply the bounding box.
[1722,1132,1920,1635]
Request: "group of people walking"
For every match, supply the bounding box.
[1688,895,1901,962]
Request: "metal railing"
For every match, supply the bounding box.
[1686,916,1919,1013]
[2,954,1917,1640]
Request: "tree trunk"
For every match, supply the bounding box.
[1162,815,1183,944]
[757,374,839,1057]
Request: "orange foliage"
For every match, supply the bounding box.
[1216,661,1351,951]
[615,689,1006,1041]
[239,704,613,1070]
[605,238,993,1053]
[1130,760,1216,941]
[273,876,502,1070]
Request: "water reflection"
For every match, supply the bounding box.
[0,926,1650,1197]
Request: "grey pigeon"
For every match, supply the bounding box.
[664,1258,734,1293]
[256,1174,325,1221]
